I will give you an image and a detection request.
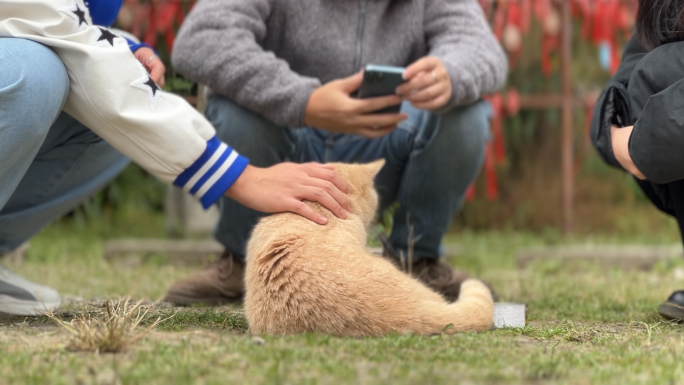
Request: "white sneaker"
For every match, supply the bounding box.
[0,264,61,316]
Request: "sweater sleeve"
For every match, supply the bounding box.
[424,0,508,110]
[171,0,321,128]
[0,0,248,209]
[590,33,648,171]
[627,42,684,184]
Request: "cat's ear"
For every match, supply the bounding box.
[366,159,386,178]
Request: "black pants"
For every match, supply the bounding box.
[636,178,684,243]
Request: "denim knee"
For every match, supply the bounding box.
[204,95,296,166]
[0,38,69,142]
[437,100,489,159]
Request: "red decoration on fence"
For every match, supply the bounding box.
[119,0,195,53]
[466,0,637,203]
[506,88,520,117]
[485,144,499,200]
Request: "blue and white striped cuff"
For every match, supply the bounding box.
[123,37,154,53]
[173,136,249,209]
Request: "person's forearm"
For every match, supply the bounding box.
[611,125,645,179]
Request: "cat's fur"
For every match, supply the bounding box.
[244,160,494,336]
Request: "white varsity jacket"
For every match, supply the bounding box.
[0,0,249,209]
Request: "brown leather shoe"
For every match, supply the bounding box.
[378,235,497,302]
[411,258,497,302]
[164,252,245,306]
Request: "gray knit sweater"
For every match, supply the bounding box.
[172,0,508,128]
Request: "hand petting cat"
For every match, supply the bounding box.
[226,163,351,225]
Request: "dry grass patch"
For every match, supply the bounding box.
[48,298,172,353]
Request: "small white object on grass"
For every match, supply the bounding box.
[674,267,684,281]
[493,302,526,328]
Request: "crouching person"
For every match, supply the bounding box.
[165,0,508,305]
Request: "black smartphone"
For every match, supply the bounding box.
[357,64,406,114]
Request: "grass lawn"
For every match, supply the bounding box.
[2,210,684,384]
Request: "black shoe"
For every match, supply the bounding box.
[658,291,684,321]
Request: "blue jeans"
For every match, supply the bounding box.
[206,95,489,261]
[0,38,129,253]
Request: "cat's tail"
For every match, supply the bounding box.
[441,279,494,332]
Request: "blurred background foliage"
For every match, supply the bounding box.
[457,12,639,233]
[66,0,676,238]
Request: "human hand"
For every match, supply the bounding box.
[397,57,452,110]
[611,125,645,179]
[305,72,408,139]
[225,163,351,225]
[134,47,166,87]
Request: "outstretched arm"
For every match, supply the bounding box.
[0,0,348,223]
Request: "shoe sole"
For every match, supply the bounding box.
[658,301,684,321]
[0,295,60,316]
[164,292,240,307]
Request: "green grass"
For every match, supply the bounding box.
[2,211,684,384]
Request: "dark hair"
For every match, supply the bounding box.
[637,0,684,51]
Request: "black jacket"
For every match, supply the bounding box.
[591,34,644,172]
[591,34,684,224]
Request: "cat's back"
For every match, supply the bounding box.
[247,208,362,262]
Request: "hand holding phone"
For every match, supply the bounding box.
[304,71,408,139]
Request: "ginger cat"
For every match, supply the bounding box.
[244,160,494,336]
